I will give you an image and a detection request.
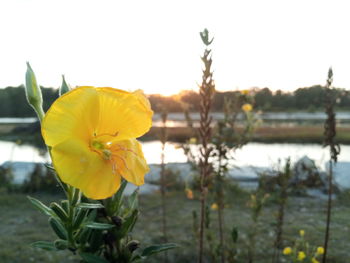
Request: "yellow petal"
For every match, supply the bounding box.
[51,138,120,199]
[113,139,149,186]
[95,87,153,141]
[42,87,99,147]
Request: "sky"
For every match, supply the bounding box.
[0,0,350,95]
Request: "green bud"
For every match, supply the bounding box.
[59,75,70,96]
[25,62,45,121]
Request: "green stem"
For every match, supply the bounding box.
[35,105,45,122]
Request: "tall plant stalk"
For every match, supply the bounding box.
[216,154,225,263]
[160,109,168,262]
[198,29,215,263]
[272,158,291,263]
[322,68,340,263]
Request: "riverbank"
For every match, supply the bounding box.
[145,125,350,144]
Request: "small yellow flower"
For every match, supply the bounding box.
[189,137,197,144]
[241,89,250,95]
[211,203,219,210]
[316,247,324,255]
[297,251,306,261]
[312,258,320,263]
[186,189,194,200]
[282,247,292,255]
[299,229,305,237]
[42,86,153,199]
[242,103,253,112]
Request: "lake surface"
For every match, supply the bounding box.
[2,140,350,170]
[3,112,350,128]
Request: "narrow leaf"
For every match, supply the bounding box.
[28,196,56,218]
[78,203,104,209]
[128,188,139,211]
[49,217,68,240]
[31,241,57,251]
[85,222,115,230]
[141,243,179,257]
[50,202,68,222]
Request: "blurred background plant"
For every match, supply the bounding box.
[282,230,324,263]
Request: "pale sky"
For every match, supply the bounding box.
[0,0,349,95]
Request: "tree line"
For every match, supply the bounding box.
[1,85,350,117]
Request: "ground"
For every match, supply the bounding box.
[0,188,349,263]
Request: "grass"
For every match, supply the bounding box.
[1,186,350,262]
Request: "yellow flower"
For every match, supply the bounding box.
[299,229,305,237]
[211,203,219,210]
[282,247,292,255]
[316,247,324,255]
[42,86,153,199]
[189,137,197,144]
[297,251,306,261]
[185,189,194,199]
[242,103,252,112]
[241,89,250,95]
[312,258,320,263]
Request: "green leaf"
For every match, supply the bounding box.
[61,200,69,213]
[141,243,179,257]
[117,209,138,239]
[50,202,68,222]
[70,187,81,206]
[128,188,139,211]
[31,241,57,251]
[80,252,109,263]
[73,208,88,229]
[28,196,56,218]
[49,217,68,240]
[78,203,104,209]
[78,227,92,244]
[85,222,115,230]
[59,75,70,96]
[110,180,128,213]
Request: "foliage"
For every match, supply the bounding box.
[3,84,350,118]
[282,230,324,263]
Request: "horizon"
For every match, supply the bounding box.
[0,83,335,97]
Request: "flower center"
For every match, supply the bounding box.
[91,139,112,160]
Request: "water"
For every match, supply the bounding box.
[4,112,350,128]
[2,140,350,170]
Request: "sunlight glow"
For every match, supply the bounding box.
[0,0,349,95]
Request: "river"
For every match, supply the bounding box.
[2,140,350,169]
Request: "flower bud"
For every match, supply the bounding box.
[25,62,45,121]
[111,216,123,228]
[54,239,68,250]
[59,75,70,96]
[127,240,140,252]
